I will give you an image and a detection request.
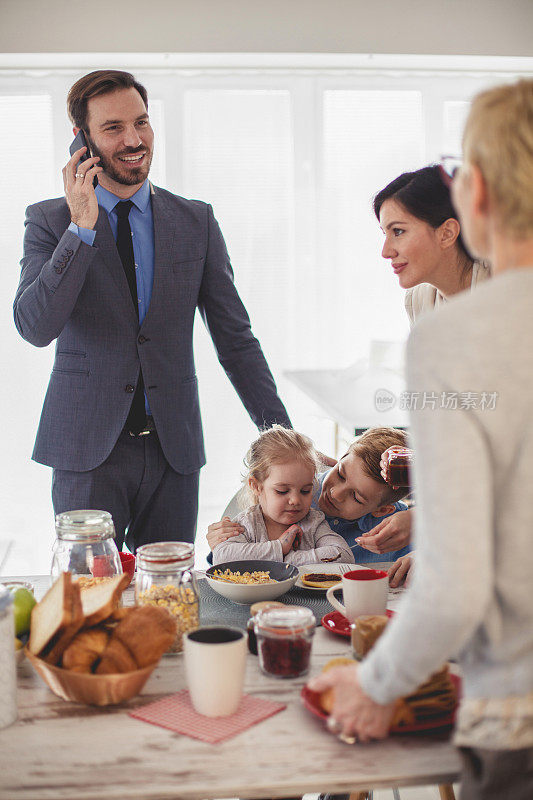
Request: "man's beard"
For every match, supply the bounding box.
[87,135,152,186]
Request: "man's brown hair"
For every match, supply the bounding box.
[67,70,148,132]
[348,426,409,505]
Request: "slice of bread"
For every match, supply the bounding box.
[80,573,130,627]
[29,572,76,656]
[42,580,84,665]
[29,572,130,665]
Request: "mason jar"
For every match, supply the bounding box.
[0,585,17,728]
[51,510,122,587]
[255,606,315,678]
[384,447,413,488]
[135,542,199,653]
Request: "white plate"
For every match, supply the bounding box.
[295,563,356,591]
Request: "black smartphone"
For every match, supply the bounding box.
[69,129,98,188]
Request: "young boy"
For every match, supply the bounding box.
[314,427,412,563]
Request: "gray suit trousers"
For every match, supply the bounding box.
[52,427,199,552]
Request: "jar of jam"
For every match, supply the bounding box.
[51,510,122,583]
[135,542,199,654]
[247,601,287,655]
[384,447,413,488]
[254,606,315,678]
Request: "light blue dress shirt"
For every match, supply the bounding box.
[68,180,154,414]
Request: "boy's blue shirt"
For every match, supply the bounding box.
[312,471,412,563]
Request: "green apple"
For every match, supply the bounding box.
[12,587,36,637]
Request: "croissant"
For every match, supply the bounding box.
[62,628,110,673]
[96,605,176,674]
[96,637,137,674]
[114,605,177,667]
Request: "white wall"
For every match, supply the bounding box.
[1,0,532,56]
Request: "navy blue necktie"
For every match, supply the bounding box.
[115,200,146,434]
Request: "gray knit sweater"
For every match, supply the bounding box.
[358,268,533,710]
[212,505,355,566]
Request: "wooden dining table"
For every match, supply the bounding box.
[0,571,460,800]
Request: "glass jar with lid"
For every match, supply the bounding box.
[51,510,122,586]
[0,584,18,729]
[254,606,315,678]
[135,542,199,654]
[383,447,413,488]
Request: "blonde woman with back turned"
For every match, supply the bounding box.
[308,79,533,800]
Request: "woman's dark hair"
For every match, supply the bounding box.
[373,165,472,262]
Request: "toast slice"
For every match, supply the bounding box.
[28,572,76,656]
[80,573,130,627]
[42,580,84,665]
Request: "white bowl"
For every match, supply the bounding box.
[206,560,299,605]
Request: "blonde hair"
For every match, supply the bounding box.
[243,425,318,506]
[347,427,409,505]
[462,79,533,236]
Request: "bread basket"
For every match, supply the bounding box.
[25,647,158,706]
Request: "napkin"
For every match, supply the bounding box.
[129,690,286,743]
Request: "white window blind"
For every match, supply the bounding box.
[319,90,424,364]
[182,89,294,536]
[1,95,57,574]
[1,55,531,573]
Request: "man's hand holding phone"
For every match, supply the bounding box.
[63,146,103,230]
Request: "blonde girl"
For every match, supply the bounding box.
[210,426,354,566]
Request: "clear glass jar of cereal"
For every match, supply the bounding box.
[135,542,199,654]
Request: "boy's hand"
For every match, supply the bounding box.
[207,516,245,549]
[387,554,414,588]
[355,508,414,554]
[279,524,302,555]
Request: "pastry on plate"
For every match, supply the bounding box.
[301,572,342,589]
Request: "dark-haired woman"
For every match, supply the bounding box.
[356,166,489,574]
[374,164,489,323]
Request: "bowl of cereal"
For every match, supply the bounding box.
[205,560,299,604]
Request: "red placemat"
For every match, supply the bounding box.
[129,690,286,743]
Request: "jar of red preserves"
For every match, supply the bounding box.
[384,447,413,488]
[254,606,315,678]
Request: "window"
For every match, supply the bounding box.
[1,54,531,573]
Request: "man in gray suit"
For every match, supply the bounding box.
[14,70,291,552]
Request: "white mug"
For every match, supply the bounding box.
[326,568,388,622]
[184,626,247,717]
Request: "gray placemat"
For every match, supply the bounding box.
[198,579,336,629]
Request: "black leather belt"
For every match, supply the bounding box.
[129,416,156,438]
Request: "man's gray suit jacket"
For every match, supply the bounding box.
[14,184,290,474]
